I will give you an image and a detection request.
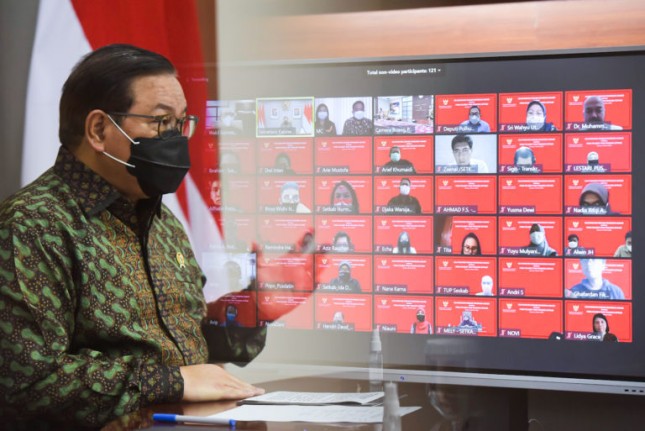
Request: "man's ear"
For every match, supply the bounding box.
[85,109,108,152]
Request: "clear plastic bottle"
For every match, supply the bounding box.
[369,328,383,391]
[383,381,402,431]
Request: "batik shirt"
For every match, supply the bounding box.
[0,147,210,427]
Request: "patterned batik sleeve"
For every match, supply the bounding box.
[0,224,183,427]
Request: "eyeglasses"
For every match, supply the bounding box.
[108,112,199,139]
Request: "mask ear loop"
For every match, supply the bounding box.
[104,114,139,168]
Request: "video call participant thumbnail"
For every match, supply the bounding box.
[563,132,631,173]
[315,136,372,174]
[374,176,432,215]
[564,175,631,216]
[434,93,497,133]
[498,217,562,257]
[614,231,632,258]
[257,253,314,292]
[498,299,563,339]
[217,139,255,175]
[498,134,563,174]
[266,180,312,214]
[257,292,314,330]
[434,297,497,337]
[498,175,563,215]
[206,99,255,137]
[315,255,372,294]
[434,134,497,174]
[315,103,337,136]
[435,175,497,214]
[257,214,314,253]
[565,301,631,342]
[315,216,372,253]
[435,256,496,296]
[374,296,434,334]
[373,256,434,295]
[373,216,433,254]
[257,138,314,175]
[498,92,563,132]
[373,95,434,135]
[209,176,256,213]
[257,97,315,137]
[315,177,372,214]
[565,258,626,300]
[220,216,255,252]
[498,257,563,298]
[434,215,497,255]
[374,137,434,174]
[343,100,374,136]
[315,293,373,332]
[564,216,631,258]
[382,145,417,174]
[386,178,422,214]
[564,89,632,131]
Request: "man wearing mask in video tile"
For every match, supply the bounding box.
[382,145,416,174]
[387,178,422,214]
[342,100,373,136]
[579,182,614,215]
[458,105,491,133]
[614,231,632,258]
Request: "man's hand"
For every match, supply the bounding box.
[180,364,265,402]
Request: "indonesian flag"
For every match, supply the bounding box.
[23,0,226,297]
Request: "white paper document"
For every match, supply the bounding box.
[241,390,384,406]
[208,404,421,424]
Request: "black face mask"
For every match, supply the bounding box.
[104,118,191,197]
[126,131,191,197]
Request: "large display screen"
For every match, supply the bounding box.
[201,51,644,390]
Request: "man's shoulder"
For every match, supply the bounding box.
[0,169,69,228]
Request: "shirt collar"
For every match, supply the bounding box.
[53,146,162,231]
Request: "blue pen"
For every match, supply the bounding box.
[153,413,237,427]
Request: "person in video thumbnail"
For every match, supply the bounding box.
[393,231,417,254]
[330,180,359,213]
[450,134,489,173]
[333,231,354,253]
[280,181,311,213]
[274,152,295,174]
[332,311,345,323]
[587,151,600,166]
[566,258,625,300]
[476,275,494,296]
[614,230,632,258]
[342,100,373,136]
[315,103,337,136]
[458,105,491,133]
[525,100,557,132]
[223,304,241,327]
[382,146,416,173]
[592,313,618,342]
[210,179,222,206]
[410,308,433,334]
[514,146,536,167]
[387,178,422,214]
[566,234,585,254]
[220,150,241,174]
[219,111,241,135]
[329,260,362,293]
[461,232,482,256]
[579,183,613,214]
[527,223,557,256]
[435,216,453,250]
[457,310,480,329]
[582,96,623,130]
